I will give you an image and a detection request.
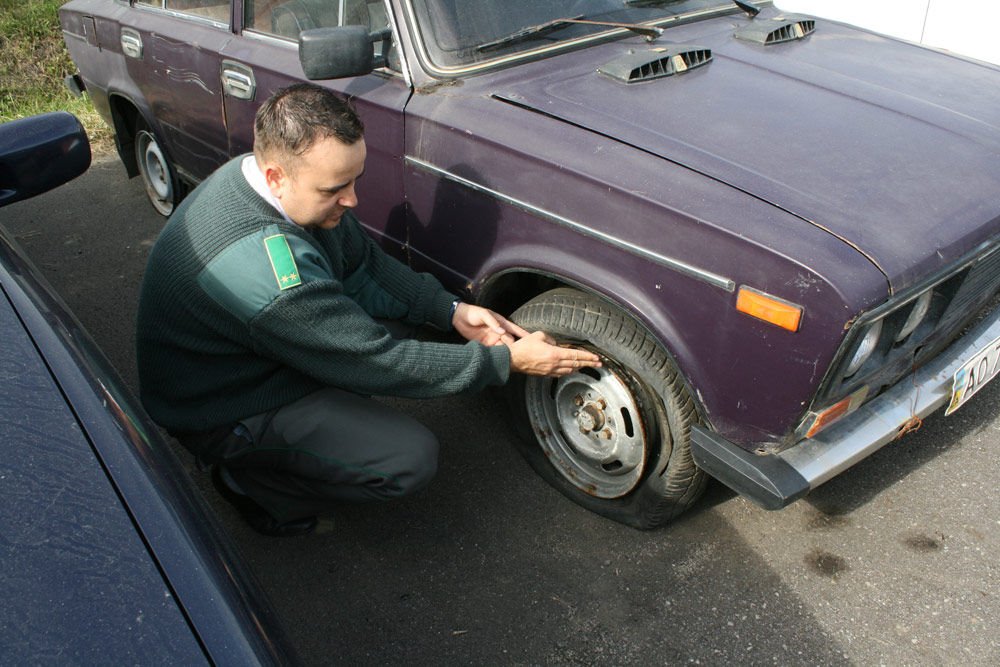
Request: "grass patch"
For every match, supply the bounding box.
[1,0,114,153]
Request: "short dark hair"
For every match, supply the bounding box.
[253,83,364,166]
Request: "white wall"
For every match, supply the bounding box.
[774,0,1000,65]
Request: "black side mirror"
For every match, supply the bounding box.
[298,26,392,80]
[0,112,91,208]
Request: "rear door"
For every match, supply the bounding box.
[219,0,411,258]
[127,0,234,181]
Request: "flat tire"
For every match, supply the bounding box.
[134,118,179,217]
[506,288,707,529]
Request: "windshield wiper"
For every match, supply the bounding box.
[627,0,760,17]
[476,15,663,52]
[733,0,761,17]
[624,0,686,6]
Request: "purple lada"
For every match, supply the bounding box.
[60,0,1000,528]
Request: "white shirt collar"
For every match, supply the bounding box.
[241,155,293,224]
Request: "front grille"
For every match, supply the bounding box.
[942,246,1000,322]
[815,240,1000,408]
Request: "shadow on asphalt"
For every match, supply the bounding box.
[232,393,852,664]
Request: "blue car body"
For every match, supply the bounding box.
[0,112,295,665]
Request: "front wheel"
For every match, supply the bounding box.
[134,118,180,216]
[506,288,707,529]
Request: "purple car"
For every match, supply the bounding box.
[60,0,1000,528]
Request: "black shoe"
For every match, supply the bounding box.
[211,466,317,537]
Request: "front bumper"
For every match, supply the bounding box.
[691,302,1000,510]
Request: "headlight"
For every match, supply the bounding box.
[895,291,932,342]
[844,319,883,376]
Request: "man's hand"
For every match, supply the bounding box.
[453,302,530,346]
[507,331,602,377]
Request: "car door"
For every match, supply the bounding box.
[126,0,234,181]
[219,0,411,258]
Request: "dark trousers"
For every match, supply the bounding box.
[187,387,439,522]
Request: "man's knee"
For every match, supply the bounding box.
[381,427,439,499]
[240,388,442,503]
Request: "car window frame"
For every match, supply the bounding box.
[238,0,408,80]
[131,0,233,31]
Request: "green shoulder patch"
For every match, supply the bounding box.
[263,234,302,290]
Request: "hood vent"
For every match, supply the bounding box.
[735,15,815,45]
[599,46,712,83]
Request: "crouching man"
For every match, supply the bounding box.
[136,83,600,536]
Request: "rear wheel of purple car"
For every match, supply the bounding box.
[134,118,180,217]
[507,287,707,529]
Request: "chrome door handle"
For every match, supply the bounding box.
[221,61,256,101]
[121,28,142,59]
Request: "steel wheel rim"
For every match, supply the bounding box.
[136,130,173,214]
[525,364,649,499]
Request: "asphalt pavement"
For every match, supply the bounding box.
[4,154,998,665]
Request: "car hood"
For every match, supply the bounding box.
[493,12,1000,291]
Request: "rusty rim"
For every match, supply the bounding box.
[524,364,649,499]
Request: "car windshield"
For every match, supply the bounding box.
[408,0,736,69]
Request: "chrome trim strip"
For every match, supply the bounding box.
[779,303,1000,487]
[133,4,229,30]
[405,156,736,292]
[384,0,412,88]
[241,29,298,47]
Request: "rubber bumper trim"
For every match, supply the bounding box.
[690,425,810,510]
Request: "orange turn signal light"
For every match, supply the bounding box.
[804,386,870,439]
[736,287,803,332]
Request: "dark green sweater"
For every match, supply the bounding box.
[136,157,510,432]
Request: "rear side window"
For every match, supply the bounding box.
[136,0,230,24]
[245,0,377,39]
[244,0,398,70]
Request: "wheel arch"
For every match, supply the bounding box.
[476,266,713,430]
[107,92,146,179]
